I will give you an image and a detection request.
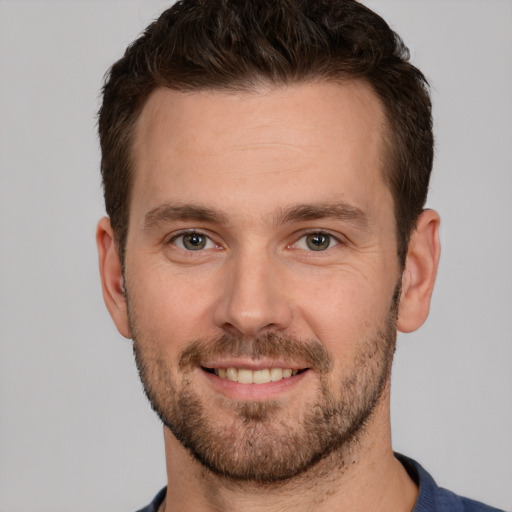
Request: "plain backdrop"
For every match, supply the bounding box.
[0,1,511,511]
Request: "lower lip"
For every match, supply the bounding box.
[200,368,310,400]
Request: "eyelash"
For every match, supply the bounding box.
[291,231,341,252]
[167,229,343,252]
[168,230,219,251]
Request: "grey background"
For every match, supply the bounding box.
[0,1,511,510]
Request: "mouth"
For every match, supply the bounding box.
[202,366,309,384]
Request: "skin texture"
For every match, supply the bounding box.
[97,81,440,511]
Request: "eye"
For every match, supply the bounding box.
[295,232,339,251]
[171,231,216,251]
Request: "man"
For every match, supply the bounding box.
[95,1,504,511]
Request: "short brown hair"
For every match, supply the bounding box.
[98,0,433,267]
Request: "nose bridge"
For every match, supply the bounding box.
[213,243,292,337]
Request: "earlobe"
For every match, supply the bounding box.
[96,217,132,338]
[397,209,441,333]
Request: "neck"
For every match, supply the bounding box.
[160,390,418,512]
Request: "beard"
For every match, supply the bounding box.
[129,292,398,484]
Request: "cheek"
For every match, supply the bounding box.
[293,267,395,355]
[126,262,216,352]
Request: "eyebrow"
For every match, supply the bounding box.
[143,201,370,231]
[143,204,228,230]
[276,202,370,228]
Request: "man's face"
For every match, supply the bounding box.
[122,81,402,481]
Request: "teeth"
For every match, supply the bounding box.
[212,367,300,383]
[253,369,271,384]
[237,368,253,384]
[270,368,283,381]
[226,367,238,382]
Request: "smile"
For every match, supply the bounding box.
[203,367,308,384]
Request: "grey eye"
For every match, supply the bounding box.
[305,233,332,251]
[180,233,208,250]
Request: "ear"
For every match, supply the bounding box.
[397,209,441,333]
[96,217,132,338]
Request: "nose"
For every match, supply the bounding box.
[212,249,293,338]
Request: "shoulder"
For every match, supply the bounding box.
[134,487,167,512]
[396,454,505,512]
[436,488,506,512]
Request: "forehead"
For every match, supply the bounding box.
[130,81,391,226]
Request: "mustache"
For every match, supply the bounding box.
[179,333,333,374]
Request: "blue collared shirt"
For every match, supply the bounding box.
[395,454,505,512]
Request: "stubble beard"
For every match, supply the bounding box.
[129,296,398,485]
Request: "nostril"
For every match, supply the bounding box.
[212,275,293,339]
